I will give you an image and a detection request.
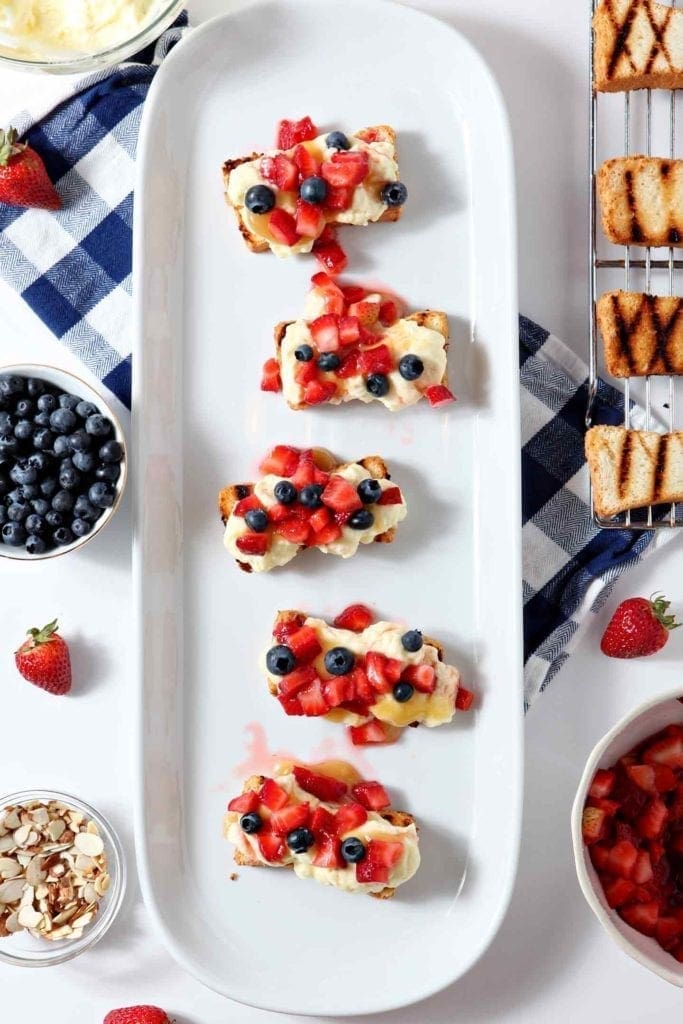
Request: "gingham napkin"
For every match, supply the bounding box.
[0,22,673,704]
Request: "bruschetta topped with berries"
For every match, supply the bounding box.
[222,116,407,268]
[218,446,407,573]
[261,272,454,410]
[224,761,420,898]
[263,605,473,744]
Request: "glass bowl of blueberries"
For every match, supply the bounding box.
[0,365,126,559]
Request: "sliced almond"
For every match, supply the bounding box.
[74,833,104,858]
[17,907,42,929]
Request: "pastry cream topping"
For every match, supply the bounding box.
[225,131,399,257]
[224,766,420,895]
[0,0,166,57]
[223,464,407,572]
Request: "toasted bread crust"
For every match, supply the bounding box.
[597,157,683,247]
[597,291,683,376]
[586,425,683,516]
[593,0,683,93]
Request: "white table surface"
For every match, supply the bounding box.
[1,1,683,1021]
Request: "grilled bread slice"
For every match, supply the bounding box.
[597,291,683,376]
[597,157,683,247]
[594,0,683,92]
[586,425,683,516]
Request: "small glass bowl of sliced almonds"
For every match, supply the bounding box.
[0,790,125,966]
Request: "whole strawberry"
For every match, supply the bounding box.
[601,593,680,659]
[0,127,61,211]
[104,1009,172,1024]
[14,619,72,694]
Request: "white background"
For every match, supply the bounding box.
[1,1,683,1021]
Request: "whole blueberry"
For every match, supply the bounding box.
[398,354,424,381]
[40,477,58,498]
[10,462,37,486]
[58,393,80,411]
[299,484,323,508]
[324,646,355,676]
[244,184,276,214]
[365,373,390,397]
[2,521,26,546]
[69,429,91,452]
[52,434,71,457]
[95,463,120,483]
[75,400,98,419]
[381,181,408,207]
[30,499,50,517]
[15,399,33,418]
[0,375,24,398]
[52,489,74,513]
[13,419,34,442]
[340,837,366,863]
[7,501,29,522]
[244,508,269,532]
[72,451,95,473]
[0,433,18,456]
[286,828,315,854]
[26,378,46,399]
[88,481,115,508]
[357,478,382,504]
[71,518,91,538]
[348,508,374,531]
[392,681,414,703]
[99,439,123,463]
[0,411,12,432]
[50,408,77,434]
[299,176,328,204]
[25,534,46,555]
[59,465,81,490]
[266,645,297,676]
[18,483,38,500]
[33,428,54,452]
[401,629,423,652]
[317,352,341,371]
[37,393,58,414]
[53,526,73,547]
[326,131,350,150]
[33,411,51,429]
[294,344,314,362]
[7,487,24,505]
[274,480,297,505]
[24,514,45,535]
[85,414,112,438]
[240,812,263,834]
[45,510,64,529]
[73,496,98,522]
[27,452,50,473]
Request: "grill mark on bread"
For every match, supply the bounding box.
[597,291,683,375]
[648,294,680,373]
[601,0,675,83]
[597,157,683,247]
[605,0,639,78]
[652,432,669,502]
[611,292,639,373]
[624,170,643,243]
[619,430,634,499]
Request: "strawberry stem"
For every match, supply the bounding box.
[26,619,59,646]
[650,594,681,632]
[0,127,25,167]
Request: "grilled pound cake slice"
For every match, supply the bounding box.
[597,157,683,247]
[597,291,683,376]
[223,763,420,898]
[594,0,683,92]
[586,425,683,516]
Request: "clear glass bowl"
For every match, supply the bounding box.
[0,0,185,74]
[0,790,126,966]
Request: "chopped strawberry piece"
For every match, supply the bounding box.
[270,802,311,836]
[291,449,316,488]
[298,678,329,716]
[643,735,683,770]
[351,780,390,811]
[620,900,659,937]
[358,344,394,376]
[349,666,373,703]
[287,626,322,664]
[312,833,344,868]
[337,315,361,345]
[603,877,637,908]
[294,359,319,386]
[275,518,310,545]
[312,523,343,546]
[341,284,367,303]
[236,533,269,556]
[366,652,392,693]
[334,802,368,836]
[227,791,260,814]
[654,765,678,792]
[589,769,617,800]
[637,797,669,839]
[293,765,348,802]
[321,150,370,188]
[261,357,281,392]
[633,849,654,884]
[657,916,683,950]
[333,604,374,632]
[590,843,610,871]
[425,384,456,408]
[582,806,607,845]
[589,797,620,816]
[233,495,262,517]
[379,300,399,326]
[313,237,348,275]
[268,207,300,246]
[322,675,352,708]
[261,153,299,191]
[356,127,379,143]
[259,778,290,811]
[277,116,318,150]
[377,486,403,506]
[322,475,363,513]
[385,658,404,683]
[455,686,474,711]
[606,839,639,878]
[304,380,337,405]
[314,467,331,486]
[278,693,304,716]
[402,663,436,693]
[310,313,340,352]
[260,445,300,477]
[258,831,286,863]
[293,143,321,180]
[268,503,294,524]
[336,350,360,378]
[348,300,380,327]
[311,805,336,835]
[309,506,331,533]
[310,271,345,315]
[356,856,388,885]
[296,198,325,239]
[367,839,404,869]
[278,665,318,697]
[349,720,401,745]
[323,184,355,211]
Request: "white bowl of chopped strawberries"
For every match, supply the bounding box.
[572,688,683,986]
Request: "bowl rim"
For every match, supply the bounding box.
[0,788,126,967]
[571,685,683,987]
[0,0,185,72]
[0,362,127,561]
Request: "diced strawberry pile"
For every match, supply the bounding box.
[227,767,405,884]
[233,448,402,560]
[583,724,683,961]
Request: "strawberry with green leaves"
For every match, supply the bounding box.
[601,593,680,659]
[14,619,72,695]
[0,127,61,211]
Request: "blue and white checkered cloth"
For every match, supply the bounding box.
[0,16,674,705]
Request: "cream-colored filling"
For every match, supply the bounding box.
[280,318,447,411]
[223,464,407,572]
[264,619,459,728]
[0,0,165,56]
[225,132,398,256]
[224,769,420,894]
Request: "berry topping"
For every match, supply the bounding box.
[322,475,363,513]
[233,494,261,517]
[260,153,299,191]
[304,380,337,405]
[293,144,321,180]
[349,720,402,746]
[323,185,355,211]
[299,483,324,508]
[227,791,259,814]
[245,184,276,214]
[299,175,328,204]
[334,803,368,835]
[277,116,318,150]
[402,663,436,693]
[313,235,348,275]
[266,645,297,676]
[425,384,456,408]
[317,352,341,371]
[268,207,300,246]
[312,834,344,869]
[293,765,348,802]
[310,313,340,352]
[258,832,287,863]
[455,686,474,711]
[321,151,369,189]
[357,478,382,504]
[275,518,310,545]
[333,604,374,632]
[295,198,325,238]
[236,533,269,556]
[270,802,311,836]
[356,839,404,883]
[326,131,351,150]
[340,837,366,863]
[401,629,423,652]
[244,508,269,532]
[379,300,399,326]
[347,299,380,327]
[399,354,424,381]
[377,486,403,506]
[261,357,281,392]
[381,181,408,207]
[348,508,374,530]
[365,374,389,398]
[274,480,297,505]
[393,681,414,703]
[310,271,345,314]
[287,625,323,664]
[295,344,314,362]
[287,827,315,854]
[240,812,263,834]
[324,646,355,676]
[260,445,300,477]
[351,780,391,811]
[259,778,290,811]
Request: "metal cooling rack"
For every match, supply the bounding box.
[588,0,683,528]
